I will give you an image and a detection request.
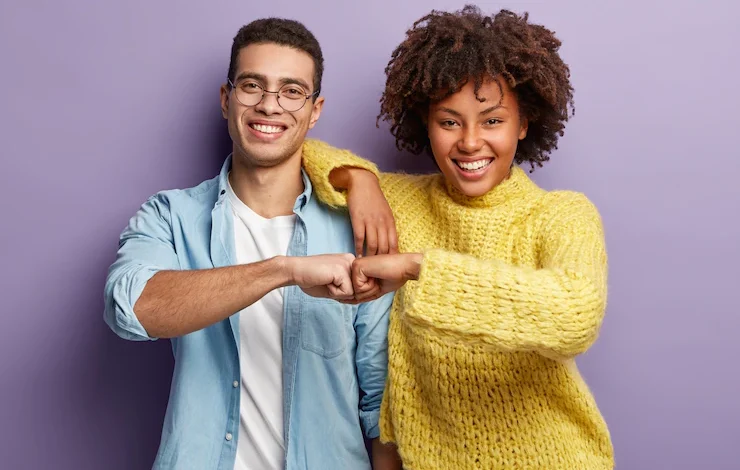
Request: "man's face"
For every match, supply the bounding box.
[220,43,324,169]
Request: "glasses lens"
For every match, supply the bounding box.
[277,84,308,112]
[234,82,263,107]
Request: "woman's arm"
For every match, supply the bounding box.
[302,139,397,256]
[351,193,608,361]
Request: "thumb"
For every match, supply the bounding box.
[332,267,354,298]
[352,261,377,294]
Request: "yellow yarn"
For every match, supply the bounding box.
[302,139,614,469]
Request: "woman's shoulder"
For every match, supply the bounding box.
[539,188,600,215]
[379,171,440,205]
[533,188,604,236]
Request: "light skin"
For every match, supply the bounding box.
[334,77,528,300]
[134,42,398,467]
[221,43,324,218]
[135,43,365,337]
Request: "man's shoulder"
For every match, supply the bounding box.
[302,197,356,252]
[147,175,220,210]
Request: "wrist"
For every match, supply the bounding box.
[346,167,378,191]
[405,253,423,281]
[328,167,351,190]
[329,166,375,190]
[273,256,296,287]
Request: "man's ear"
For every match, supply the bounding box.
[220,83,230,119]
[308,96,325,129]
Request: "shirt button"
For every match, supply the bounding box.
[232,381,239,388]
[225,433,233,441]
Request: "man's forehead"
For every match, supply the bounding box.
[235,43,314,82]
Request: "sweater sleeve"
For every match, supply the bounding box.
[404,193,608,361]
[301,138,381,209]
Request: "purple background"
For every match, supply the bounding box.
[1,1,738,468]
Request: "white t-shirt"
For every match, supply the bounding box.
[227,178,295,470]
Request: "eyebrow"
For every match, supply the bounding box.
[437,105,507,116]
[234,72,312,92]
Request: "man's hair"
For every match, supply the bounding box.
[378,5,575,170]
[228,18,324,96]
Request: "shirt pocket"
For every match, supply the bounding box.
[300,296,353,359]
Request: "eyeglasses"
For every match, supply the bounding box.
[228,79,319,112]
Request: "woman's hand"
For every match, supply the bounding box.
[350,253,423,302]
[330,167,398,256]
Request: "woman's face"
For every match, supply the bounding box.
[427,78,528,197]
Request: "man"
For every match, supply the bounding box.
[104,18,399,470]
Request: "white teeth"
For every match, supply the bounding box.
[456,159,492,171]
[251,124,284,134]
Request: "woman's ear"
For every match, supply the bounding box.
[518,117,529,140]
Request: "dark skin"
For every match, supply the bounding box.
[336,77,528,301]
[334,6,573,299]
[330,10,574,466]
[135,41,400,467]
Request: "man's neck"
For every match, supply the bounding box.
[229,151,304,219]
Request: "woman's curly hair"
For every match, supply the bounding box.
[378,5,575,170]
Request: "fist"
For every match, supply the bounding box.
[350,253,422,302]
[289,254,356,300]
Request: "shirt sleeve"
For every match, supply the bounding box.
[354,292,394,439]
[103,193,180,341]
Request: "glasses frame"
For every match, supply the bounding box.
[228,78,319,112]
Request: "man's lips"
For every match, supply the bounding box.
[248,121,287,134]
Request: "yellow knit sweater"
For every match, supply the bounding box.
[302,139,614,469]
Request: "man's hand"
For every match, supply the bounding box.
[330,167,398,257]
[351,253,423,302]
[285,254,356,300]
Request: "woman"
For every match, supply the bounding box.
[302,5,614,469]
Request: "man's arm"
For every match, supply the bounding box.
[134,254,354,338]
[104,194,356,340]
[136,261,289,338]
[136,254,356,338]
[353,291,400,468]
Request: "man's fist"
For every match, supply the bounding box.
[287,254,356,300]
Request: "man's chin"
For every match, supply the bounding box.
[236,142,302,168]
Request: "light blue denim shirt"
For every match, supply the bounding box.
[104,155,393,470]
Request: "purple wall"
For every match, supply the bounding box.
[1,1,738,468]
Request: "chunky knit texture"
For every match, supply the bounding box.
[302,139,614,469]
